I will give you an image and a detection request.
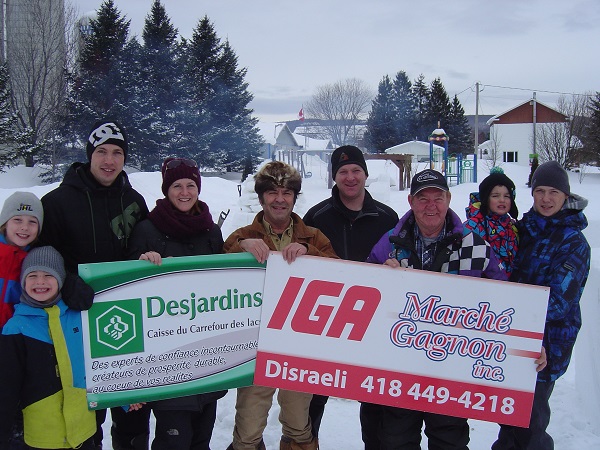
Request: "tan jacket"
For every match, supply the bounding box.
[224,211,338,259]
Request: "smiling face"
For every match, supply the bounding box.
[259,187,295,232]
[488,185,512,216]
[335,163,367,209]
[89,143,125,187]
[408,187,451,238]
[533,186,568,217]
[167,178,199,213]
[5,215,39,248]
[24,270,59,303]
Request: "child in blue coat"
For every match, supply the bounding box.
[0,246,97,449]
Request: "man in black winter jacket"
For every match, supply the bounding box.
[39,119,150,450]
[303,145,398,449]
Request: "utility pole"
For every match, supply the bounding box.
[532,91,537,156]
[474,82,479,182]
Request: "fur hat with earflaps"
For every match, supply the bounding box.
[254,161,302,200]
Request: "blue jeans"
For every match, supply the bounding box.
[492,381,555,450]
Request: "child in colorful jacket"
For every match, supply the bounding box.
[0,191,43,330]
[464,169,519,276]
[0,246,97,449]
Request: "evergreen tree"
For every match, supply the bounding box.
[134,0,182,170]
[75,0,131,132]
[446,95,474,155]
[365,75,397,152]
[391,71,415,144]
[426,77,452,133]
[412,74,430,140]
[213,40,263,176]
[0,63,23,170]
[586,91,600,161]
[180,16,222,168]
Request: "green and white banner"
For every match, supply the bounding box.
[79,253,265,410]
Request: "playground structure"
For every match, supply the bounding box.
[273,127,477,190]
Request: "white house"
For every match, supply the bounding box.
[257,122,333,160]
[486,98,569,166]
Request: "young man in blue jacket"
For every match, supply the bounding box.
[492,161,590,450]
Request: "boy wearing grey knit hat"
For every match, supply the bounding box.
[531,160,570,196]
[20,246,66,307]
[0,245,98,448]
[531,160,570,217]
[0,192,43,248]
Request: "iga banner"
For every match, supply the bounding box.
[255,253,549,427]
[79,254,265,410]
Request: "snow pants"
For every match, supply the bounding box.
[492,381,555,450]
[151,402,218,450]
[379,406,469,450]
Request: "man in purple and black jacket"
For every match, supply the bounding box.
[367,169,504,450]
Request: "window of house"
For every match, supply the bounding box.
[503,151,518,163]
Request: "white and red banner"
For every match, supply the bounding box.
[255,253,549,427]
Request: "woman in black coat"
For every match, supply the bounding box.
[128,157,225,450]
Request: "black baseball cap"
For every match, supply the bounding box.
[410,169,449,196]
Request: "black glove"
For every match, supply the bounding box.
[62,272,94,311]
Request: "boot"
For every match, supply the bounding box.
[226,440,266,450]
[280,436,319,450]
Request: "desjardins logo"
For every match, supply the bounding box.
[89,299,144,358]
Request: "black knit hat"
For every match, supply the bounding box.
[531,160,570,196]
[330,145,368,178]
[161,157,201,196]
[86,119,128,162]
[479,172,518,218]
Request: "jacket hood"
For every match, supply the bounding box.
[564,192,588,212]
[523,197,588,235]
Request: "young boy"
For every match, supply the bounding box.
[0,246,97,449]
[0,191,43,330]
[464,169,519,276]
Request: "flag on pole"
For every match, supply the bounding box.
[298,107,305,121]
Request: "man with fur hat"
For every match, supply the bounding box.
[39,119,150,450]
[493,161,590,450]
[224,160,337,450]
[303,145,398,447]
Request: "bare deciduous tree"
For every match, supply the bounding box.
[305,78,373,147]
[535,94,590,169]
[7,0,78,166]
[484,126,503,171]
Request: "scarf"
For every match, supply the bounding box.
[147,198,215,240]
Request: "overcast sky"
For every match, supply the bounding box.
[73,0,600,123]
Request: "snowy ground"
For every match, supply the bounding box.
[1,156,599,449]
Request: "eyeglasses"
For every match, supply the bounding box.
[165,158,198,170]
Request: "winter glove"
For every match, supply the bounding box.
[62,272,94,311]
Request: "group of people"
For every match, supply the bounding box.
[0,117,590,450]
